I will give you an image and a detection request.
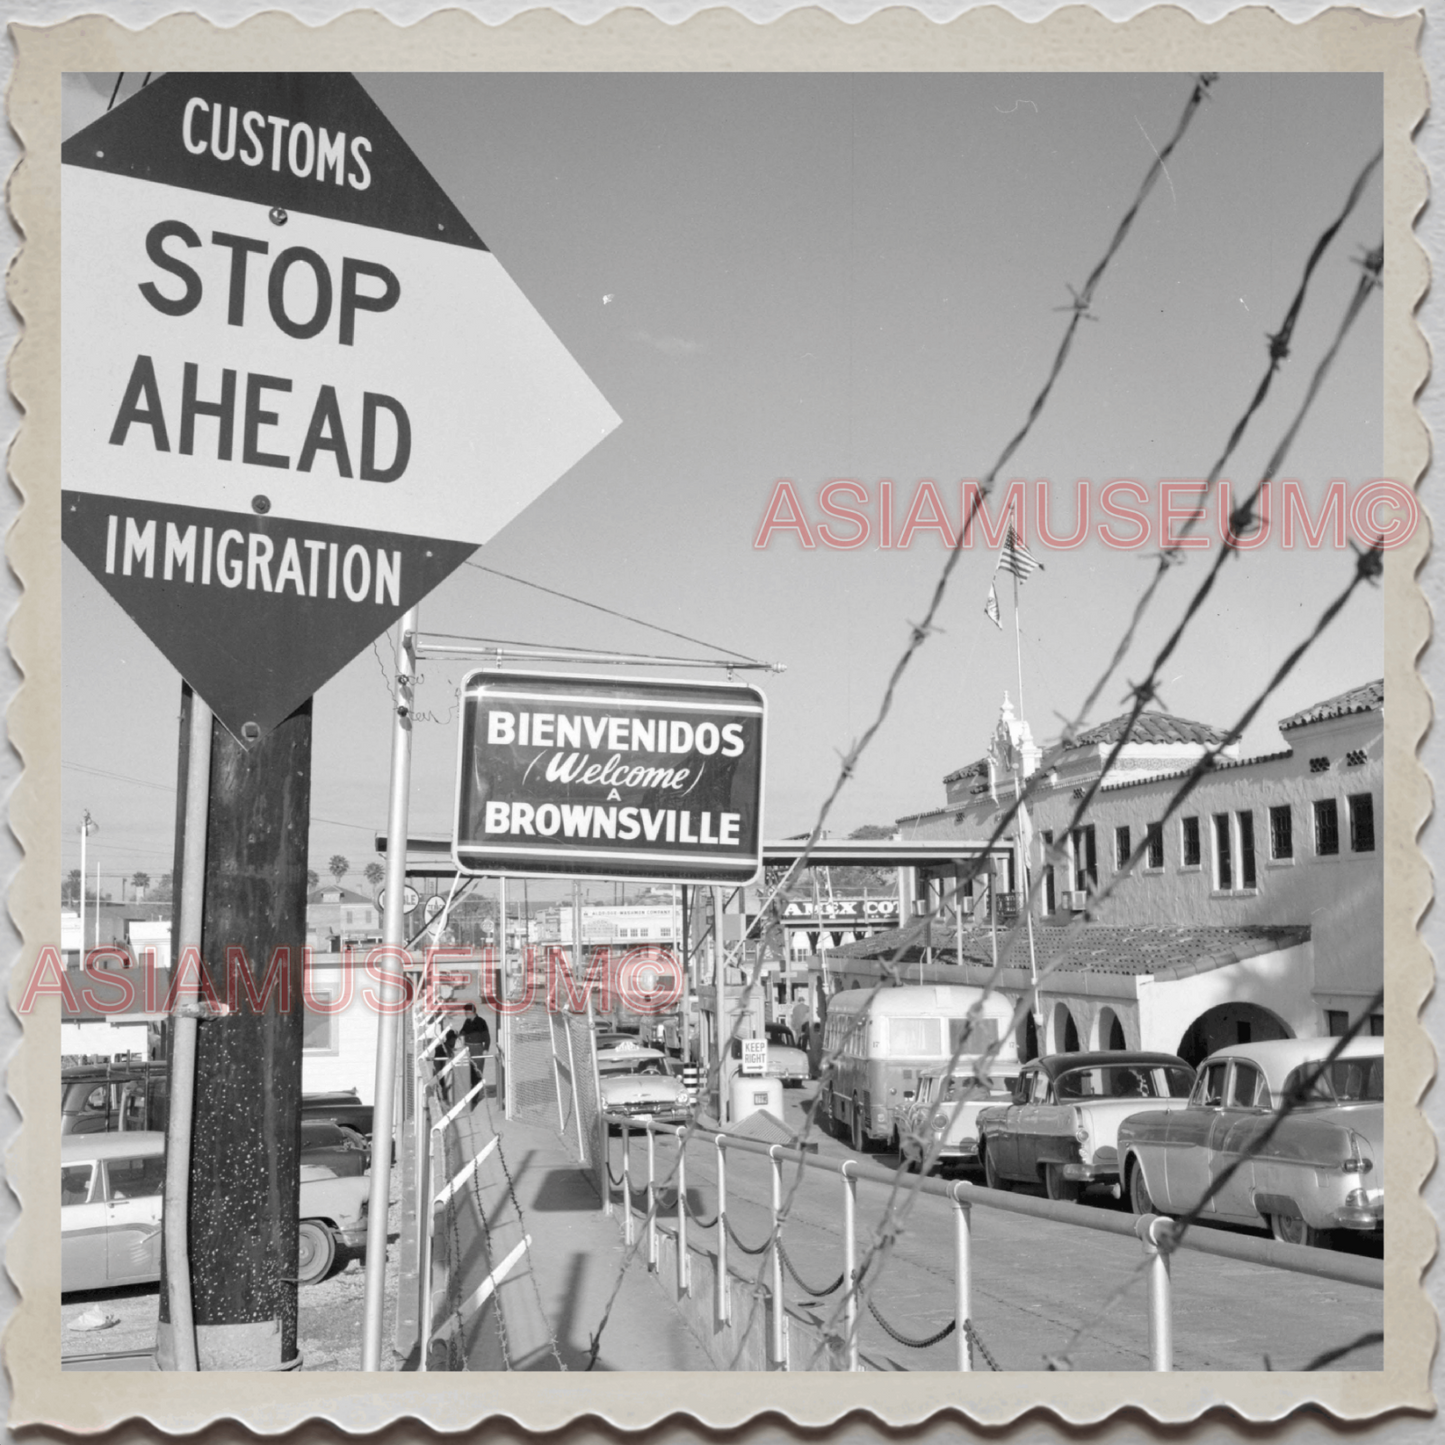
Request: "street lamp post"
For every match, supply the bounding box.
[78,812,97,959]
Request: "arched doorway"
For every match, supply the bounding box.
[1052,1002,1080,1054]
[1017,1010,1040,1062]
[1175,1002,1292,1068]
[1097,1006,1126,1051]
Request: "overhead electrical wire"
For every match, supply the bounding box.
[462,561,763,663]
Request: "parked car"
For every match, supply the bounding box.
[896,1069,1014,1172]
[732,1033,809,1087]
[62,1064,374,1142]
[61,1061,166,1136]
[1117,1037,1384,1248]
[597,1043,691,1125]
[300,1089,374,1139]
[300,1118,371,1177]
[977,1051,1195,1202]
[60,1132,369,1292]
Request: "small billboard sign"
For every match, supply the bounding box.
[453,671,765,883]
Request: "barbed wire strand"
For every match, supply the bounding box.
[1071,146,1383,730]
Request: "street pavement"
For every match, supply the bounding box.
[607,1083,1384,1373]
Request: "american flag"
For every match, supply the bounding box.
[996,524,1043,583]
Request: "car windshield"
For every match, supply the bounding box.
[933,1076,1000,1103]
[1283,1056,1384,1104]
[600,1056,673,1078]
[1054,1064,1193,1100]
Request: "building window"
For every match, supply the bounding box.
[1349,793,1376,853]
[1146,822,1164,869]
[1326,1010,1349,1037]
[1369,1013,1384,1036]
[1114,825,1131,870]
[1309,756,1331,773]
[1314,798,1340,856]
[1239,811,1257,888]
[1346,749,1367,768]
[1269,804,1293,860]
[303,996,339,1054]
[1213,814,1232,890]
[1181,816,1201,867]
[1041,831,1056,913]
[1070,825,1096,891]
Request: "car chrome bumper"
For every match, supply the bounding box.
[1331,1204,1384,1231]
[1061,1163,1117,1181]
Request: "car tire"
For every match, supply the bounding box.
[1045,1164,1082,1204]
[1128,1160,1163,1218]
[297,1220,336,1285]
[982,1141,1011,1192]
[1270,1212,1325,1249]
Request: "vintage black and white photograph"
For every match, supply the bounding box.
[6,7,1432,1433]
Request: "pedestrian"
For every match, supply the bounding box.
[458,1003,491,1090]
[433,1025,459,1105]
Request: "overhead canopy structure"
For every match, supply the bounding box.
[375,831,1012,879]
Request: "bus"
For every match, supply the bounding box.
[820,985,1020,1152]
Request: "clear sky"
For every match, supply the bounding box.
[61,70,1384,902]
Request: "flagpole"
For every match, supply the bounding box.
[1010,538,1041,1034]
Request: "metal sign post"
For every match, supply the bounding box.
[362,608,418,1371]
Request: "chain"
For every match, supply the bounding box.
[777,1238,845,1298]
[965,1319,1002,1372]
[722,1211,772,1256]
[682,1191,719,1230]
[865,1295,956,1350]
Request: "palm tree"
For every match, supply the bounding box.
[363,861,385,892]
[131,871,150,900]
[327,855,349,886]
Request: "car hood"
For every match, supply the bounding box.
[600,1077,688,1104]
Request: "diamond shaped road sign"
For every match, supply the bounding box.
[62,73,619,738]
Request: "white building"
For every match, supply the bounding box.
[878,680,1384,1063]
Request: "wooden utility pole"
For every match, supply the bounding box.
[157,686,312,1370]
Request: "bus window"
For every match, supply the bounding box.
[886,1017,941,1056]
[948,1017,999,1054]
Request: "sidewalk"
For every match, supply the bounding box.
[439,1102,713,1371]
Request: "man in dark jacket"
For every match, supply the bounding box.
[458,1003,491,1090]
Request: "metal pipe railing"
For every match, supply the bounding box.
[769,1148,785,1367]
[602,1118,1383,1373]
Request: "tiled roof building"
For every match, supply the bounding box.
[887,680,1383,1063]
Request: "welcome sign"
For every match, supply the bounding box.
[453,671,766,883]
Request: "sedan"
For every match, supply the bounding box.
[1118,1037,1383,1248]
[897,1069,1013,1172]
[597,1046,691,1126]
[61,1132,370,1292]
[732,1034,809,1087]
[977,1052,1195,1202]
